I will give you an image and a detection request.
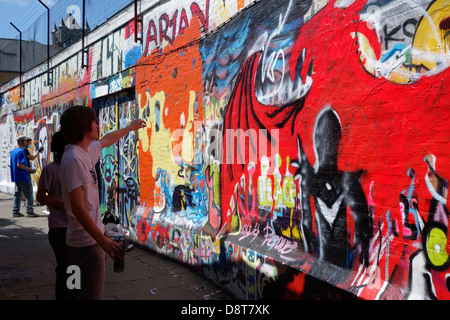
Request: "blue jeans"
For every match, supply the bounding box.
[13,180,34,214]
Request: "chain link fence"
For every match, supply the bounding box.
[2,0,134,73]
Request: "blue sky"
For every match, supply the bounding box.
[0,0,30,39]
[0,0,57,40]
[0,0,131,43]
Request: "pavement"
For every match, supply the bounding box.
[0,192,234,301]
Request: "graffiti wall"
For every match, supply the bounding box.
[93,92,139,229]
[1,0,449,300]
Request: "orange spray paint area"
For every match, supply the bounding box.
[135,17,204,211]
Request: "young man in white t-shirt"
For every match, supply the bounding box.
[60,106,146,300]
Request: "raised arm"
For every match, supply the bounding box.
[27,147,43,161]
[99,118,146,149]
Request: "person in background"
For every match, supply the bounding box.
[24,137,43,168]
[22,138,43,206]
[10,136,38,217]
[36,131,71,300]
[59,105,146,300]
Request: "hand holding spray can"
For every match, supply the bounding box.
[113,236,125,273]
[102,212,132,273]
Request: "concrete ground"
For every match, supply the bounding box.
[0,192,234,301]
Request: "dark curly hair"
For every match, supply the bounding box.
[60,106,97,144]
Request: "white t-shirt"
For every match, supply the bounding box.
[38,161,68,229]
[60,141,103,247]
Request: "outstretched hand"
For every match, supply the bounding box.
[128,118,147,130]
[99,118,147,149]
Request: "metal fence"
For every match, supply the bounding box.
[2,0,134,73]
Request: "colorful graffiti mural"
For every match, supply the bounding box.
[94,93,140,229]
[1,0,449,300]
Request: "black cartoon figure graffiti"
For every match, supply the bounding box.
[292,106,372,268]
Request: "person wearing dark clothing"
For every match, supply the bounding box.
[37,131,71,300]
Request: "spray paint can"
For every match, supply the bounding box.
[113,237,125,273]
